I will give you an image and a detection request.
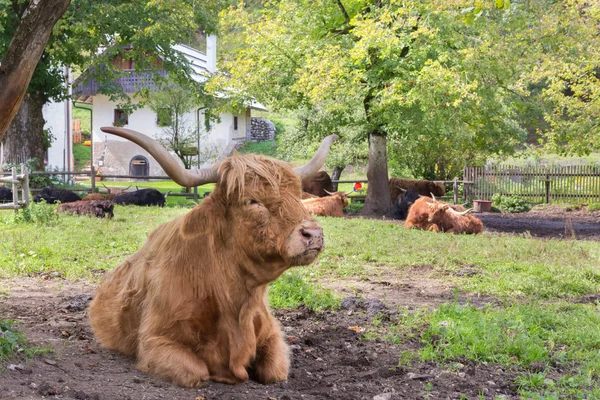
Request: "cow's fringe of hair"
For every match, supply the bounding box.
[219,154,286,201]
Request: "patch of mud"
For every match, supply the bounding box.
[0,277,520,399]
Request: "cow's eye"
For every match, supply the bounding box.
[246,199,260,206]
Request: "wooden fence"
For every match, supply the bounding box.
[0,166,30,211]
[464,165,600,204]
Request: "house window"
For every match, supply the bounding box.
[114,109,129,127]
[234,116,238,130]
[156,108,172,127]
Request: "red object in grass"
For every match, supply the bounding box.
[353,182,362,192]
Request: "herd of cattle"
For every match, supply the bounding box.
[0,184,169,219]
[0,170,482,234]
[300,171,483,235]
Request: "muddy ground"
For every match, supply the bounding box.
[477,207,600,240]
[0,278,520,400]
[1,209,596,400]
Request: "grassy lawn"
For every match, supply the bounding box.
[1,205,600,397]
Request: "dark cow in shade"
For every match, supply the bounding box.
[57,200,115,219]
[34,187,81,204]
[112,188,168,207]
[389,178,445,203]
[0,186,12,202]
[391,189,420,220]
[302,171,333,197]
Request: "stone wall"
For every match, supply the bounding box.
[248,118,275,142]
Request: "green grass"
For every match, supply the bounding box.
[2,206,600,397]
[73,143,92,172]
[72,103,92,133]
[0,320,27,360]
[386,302,600,398]
[238,140,278,157]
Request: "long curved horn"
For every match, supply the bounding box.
[324,189,335,196]
[345,189,353,196]
[100,127,218,187]
[449,208,473,216]
[292,135,339,178]
[396,185,406,193]
[430,193,436,201]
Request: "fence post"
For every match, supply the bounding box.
[193,186,198,204]
[91,164,96,193]
[453,177,458,204]
[545,173,550,204]
[21,164,29,208]
[11,167,18,213]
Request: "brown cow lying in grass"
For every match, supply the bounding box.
[405,196,482,234]
[301,190,350,217]
[57,200,114,219]
[89,127,337,387]
[82,184,132,201]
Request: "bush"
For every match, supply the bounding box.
[14,201,59,225]
[492,194,532,213]
[588,202,600,212]
[0,320,26,360]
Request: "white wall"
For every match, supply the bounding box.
[44,98,71,171]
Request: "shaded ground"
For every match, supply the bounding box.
[477,206,600,240]
[0,278,520,400]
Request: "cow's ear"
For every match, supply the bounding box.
[180,197,224,238]
[442,204,450,211]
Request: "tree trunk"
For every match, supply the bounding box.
[331,165,345,191]
[0,0,71,140]
[1,94,46,170]
[360,131,391,216]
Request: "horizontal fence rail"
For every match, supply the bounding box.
[464,165,600,204]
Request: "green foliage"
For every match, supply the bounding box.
[492,194,532,213]
[14,201,59,225]
[1,159,62,188]
[588,202,600,212]
[0,320,26,360]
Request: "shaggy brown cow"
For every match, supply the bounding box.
[81,193,107,201]
[405,196,438,231]
[302,170,333,197]
[301,190,350,217]
[57,200,115,219]
[426,202,483,235]
[389,177,445,203]
[88,127,337,388]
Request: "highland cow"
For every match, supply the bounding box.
[57,200,115,219]
[89,127,337,387]
[301,190,350,217]
[301,171,333,197]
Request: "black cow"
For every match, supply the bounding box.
[392,189,420,220]
[112,188,167,207]
[34,187,81,204]
[0,186,12,202]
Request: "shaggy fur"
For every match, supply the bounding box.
[112,188,166,207]
[389,178,446,203]
[89,154,325,387]
[405,197,438,231]
[301,171,333,197]
[301,192,349,217]
[82,193,107,201]
[301,191,318,200]
[426,202,483,235]
[57,200,115,219]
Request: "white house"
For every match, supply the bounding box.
[65,35,267,178]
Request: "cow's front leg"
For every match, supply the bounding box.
[224,307,257,382]
[253,320,290,383]
[137,335,209,387]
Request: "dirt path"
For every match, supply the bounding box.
[0,277,520,400]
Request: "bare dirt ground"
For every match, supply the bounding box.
[0,277,520,400]
[476,206,600,240]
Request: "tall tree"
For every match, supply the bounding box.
[219,0,523,215]
[0,0,224,167]
[0,0,70,140]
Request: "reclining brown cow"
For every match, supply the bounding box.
[405,194,482,234]
[301,190,351,217]
[88,127,337,387]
